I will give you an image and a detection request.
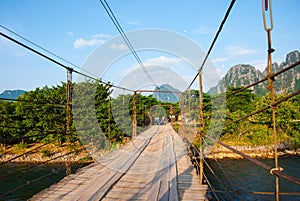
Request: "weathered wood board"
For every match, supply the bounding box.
[30,125,208,201]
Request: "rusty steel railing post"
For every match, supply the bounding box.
[132,91,137,138]
[180,93,185,138]
[65,68,72,176]
[198,70,205,184]
[170,104,173,124]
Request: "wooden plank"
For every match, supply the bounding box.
[31,125,209,201]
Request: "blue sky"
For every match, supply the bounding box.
[0,0,299,93]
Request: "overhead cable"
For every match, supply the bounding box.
[0,25,100,80]
[185,0,236,91]
[0,97,65,108]
[0,147,85,198]
[0,30,134,92]
[99,0,159,88]
[201,133,300,186]
[226,60,300,97]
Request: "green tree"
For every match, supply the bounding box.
[14,84,68,144]
[226,87,256,113]
[94,82,124,142]
[0,100,19,145]
[254,93,300,146]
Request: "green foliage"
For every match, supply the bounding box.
[78,156,93,162]
[94,82,123,141]
[1,79,180,149]
[13,141,28,154]
[172,122,180,133]
[2,81,298,151]
[41,149,53,157]
[226,87,256,113]
[186,86,299,147]
[0,83,74,145]
[218,87,300,147]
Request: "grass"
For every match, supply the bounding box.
[41,149,53,157]
[12,141,28,154]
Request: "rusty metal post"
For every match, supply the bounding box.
[65,68,72,176]
[132,91,137,138]
[170,104,173,124]
[199,72,205,131]
[108,96,111,138]
[180,93,185,138]
[188,89,191,117]
[198,70,204,184]
[122,89,125,133]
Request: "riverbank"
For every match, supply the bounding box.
[2,141,300,163]
[0,142,94,163]
[204,143,300,159]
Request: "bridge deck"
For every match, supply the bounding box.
[30,124,208,201]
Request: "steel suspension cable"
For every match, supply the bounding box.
[0,31,134,93]
[202,172,220,201]
[209,89,300,129]
[203,158,234,200]
[185,0,236,91]
[207,189,300,197]
[226,60,300,98]
[0,25,100,81]
[0,140,55,164]
[202,138,240,200]
[0,130,66,143]
[99,0,158,88]
[203,138,240,199]
[201,133,300,186]
[0,97,65,108]
[0,146,86,198]
[0,171,55,198]
[0,146,86,181]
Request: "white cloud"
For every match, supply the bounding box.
[110,43,128,51]
[93,33,110,38]
[194,26,213,35]
[144,56,181,66]
[252,59,267,71]
[212,57,230,63]
[127,20,140,25]
[118,56,183,77]
[67,31,73,36]
[226,46,257,56]
[73,33,110,49]
[210,46,258,75]
[73,38,105,49]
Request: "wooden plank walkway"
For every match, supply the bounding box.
[30,124,208,201]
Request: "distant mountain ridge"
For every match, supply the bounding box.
[208,50,300,96]
[0,90,26,99]
[153,84,180,103]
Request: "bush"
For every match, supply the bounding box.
[41,149,53,157]
[13,141,28,154]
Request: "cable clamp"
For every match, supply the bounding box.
[269,103,277,109]
[269,167,284,175]
[268,48,275,54]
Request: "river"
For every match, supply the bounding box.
[0,163,88,201]
[0,157,299,200]
[204,156,300,201]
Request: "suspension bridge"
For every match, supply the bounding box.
[30,125,208,201]
[1,0,300,201]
